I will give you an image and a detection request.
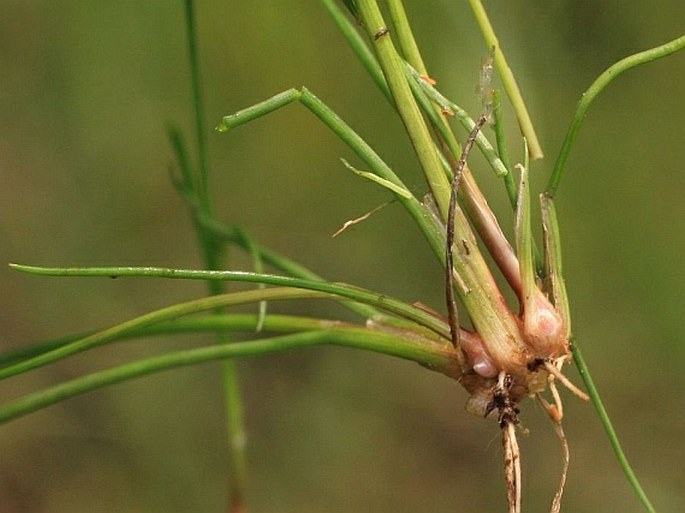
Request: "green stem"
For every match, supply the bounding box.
[467,0,543,160]
[406,66,508,178]
[0,314,344,369]
[571,341,656,513]
[217,87,445,260]
[546,33,685,197]
[0,287,342,381]
[181,2,247,504]
[354,1,527,371]
[223,361,246,511]
[0,326,459,427]
[387,0,426,73]
[9,265,453,338]
[183,0,210,200]
[319,0,391,102]
[356,0,452,218]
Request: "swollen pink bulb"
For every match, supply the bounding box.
[460,330,499,378]
[473,356,498,378]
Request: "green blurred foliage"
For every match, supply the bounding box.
[1,1,684,512]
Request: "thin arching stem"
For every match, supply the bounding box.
[546,33,685,197]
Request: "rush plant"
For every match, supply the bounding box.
[3,1,684,512]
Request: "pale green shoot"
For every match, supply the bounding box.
[339,158,413,198]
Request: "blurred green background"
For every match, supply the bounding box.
[1,1,684,512]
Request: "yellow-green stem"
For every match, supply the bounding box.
[356,0,451,218]
[467,0,543,159]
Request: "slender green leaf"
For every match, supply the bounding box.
[547,33,685,197]
[0,326,460,427]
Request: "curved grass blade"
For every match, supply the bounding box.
[10,265,449,334]
[0,314,338,369]
[0,287,341,381]
[0,326,460,427]
[546,33,685,197]
[7,265,454,366]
